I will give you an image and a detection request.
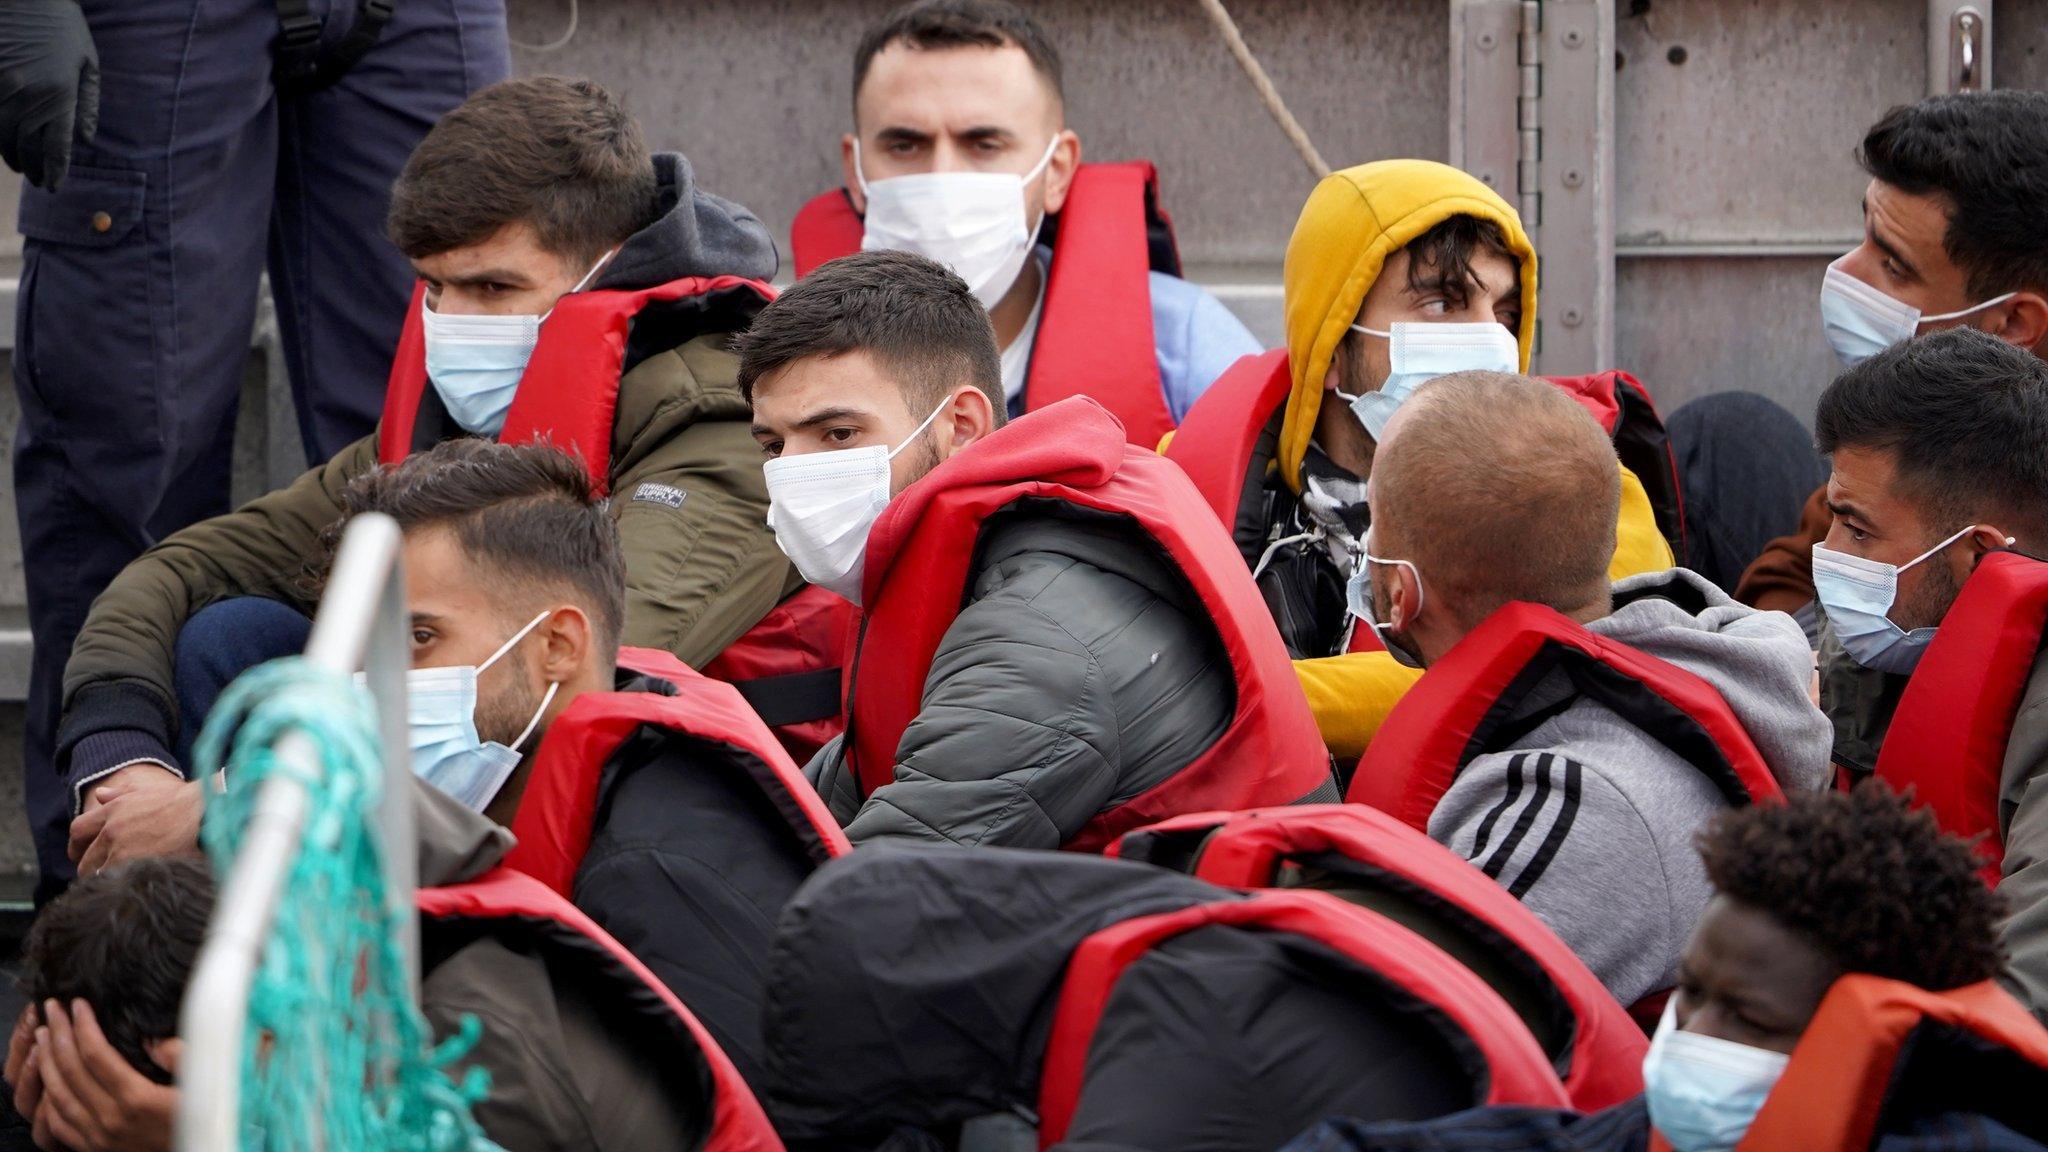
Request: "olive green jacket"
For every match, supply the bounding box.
[57,333,795,789]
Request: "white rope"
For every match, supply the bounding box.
[1192,0,1332,180]
[510,0,579,52]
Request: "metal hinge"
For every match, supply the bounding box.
[1517,0,1542,229]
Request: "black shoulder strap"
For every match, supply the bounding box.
[273,0,394,96]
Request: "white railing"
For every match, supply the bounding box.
[175,513,414,1151]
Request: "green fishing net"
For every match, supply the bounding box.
[193,657,498,1151]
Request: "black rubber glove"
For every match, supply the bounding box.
[0,0,98,190]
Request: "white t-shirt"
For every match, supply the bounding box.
[998,252,1050,408]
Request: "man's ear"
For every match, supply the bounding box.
[1040,129,1082,216]
[841,132,867,214]
[1967,523,2019,570]
[536,605,595,683]
[937,386,997,460]
[1990,291,2048,353]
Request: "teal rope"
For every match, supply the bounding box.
[194,657,499,1152]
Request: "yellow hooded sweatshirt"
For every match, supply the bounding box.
[1283,160,1674,759]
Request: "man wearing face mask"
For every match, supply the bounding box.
[50,77,818,897]
[1283,786,2044,1152]
[1164,159,1675,760]
[743,250,1334,851]
[1793,329,2048,1021]
[1356,371,1828,1005]
[788,0,1259,447]
[1736,91,2048,624]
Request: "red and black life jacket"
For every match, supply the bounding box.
[1036,888,1572,1146]
[1349,601,1783,825]
[1165,352,1689,565]
[844,397,1332,853]
[505,646,848,895]
[1110,804,1647,1111]
[1707,975,2048,1152]
[376,278,850,761]
[1874,550,2048,883]
[790,162,1184,449]
[417,867,784,1152]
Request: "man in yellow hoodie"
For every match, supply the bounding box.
[1166,159,1673,760]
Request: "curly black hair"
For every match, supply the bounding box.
[1697,784,2005,991]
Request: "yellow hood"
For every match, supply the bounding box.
[1279,159,1538,491]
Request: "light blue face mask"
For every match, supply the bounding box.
[1819,257,2016,368]
[1344,529,1426,663]
[1811,524,2002,676]
[1336,321,1519,442]
[1641,999,1789,1152]
[402,610,559,811]
[420,249,616,435]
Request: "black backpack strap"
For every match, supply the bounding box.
[273,0,394,96]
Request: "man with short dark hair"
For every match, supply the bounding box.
[50,76,807,895]
[1360,371,1829,1003]
[1796,328,2048,1019]
[744,250,1334,850]
[789,0,1257,444]
[1738,91,2048,619]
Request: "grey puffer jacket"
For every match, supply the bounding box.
[1427,569,1834,1005]
[808,502,1242,850]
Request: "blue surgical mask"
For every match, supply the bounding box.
[1337,321,1519,441]
[1641,999,1789,1152]
[402,610,559,811]
[1811,524,2001,675]
[421,249,616,435]
[1819,257,2017,368]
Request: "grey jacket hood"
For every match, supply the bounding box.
[1594,567,1833,792]
[595,152,778,291]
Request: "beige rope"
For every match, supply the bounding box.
[1192,0,1332,180]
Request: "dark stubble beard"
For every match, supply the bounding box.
[474,656,546,750]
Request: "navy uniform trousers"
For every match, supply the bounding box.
[11,0,508,900]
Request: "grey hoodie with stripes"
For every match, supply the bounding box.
[1425,568,1834,1007]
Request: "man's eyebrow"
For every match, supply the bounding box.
[1861,207,1919,281]
[873,126,934,146]
[408,611,446,627]
[752,407,870,438]
[429,268,535,288]
[1826,499,1873,524]
[955,125,1016,144]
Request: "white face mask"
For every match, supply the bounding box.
[1812,524,2006,675]
[763,397,952,606]
[1819,257,2017,368]
[1345,528,1427,662]
[398,610,559,811]
[1337,321,1520,442]
[855,136,1061,310]
[421,249,617,435]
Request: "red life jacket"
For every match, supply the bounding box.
[505,646,849,896]
[1694,975,2048,1152]
[1349,601,1785,827]
[1035,888,1571,1147]
[377,277,849,761]
[416,868,784,1152]
[789,162,1181,448]
[1165,353,1688,561]
[1109,804,1647,1111]
[845,397,1332,853]
[1874,550,2048,883]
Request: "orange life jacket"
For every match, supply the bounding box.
[844,397,1332,852]
[1874,550,2048,883]
[377,280,849,761]
[1656,975,2048,1152]
[789,162,1182,448]
[1111,803,1647,1111]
